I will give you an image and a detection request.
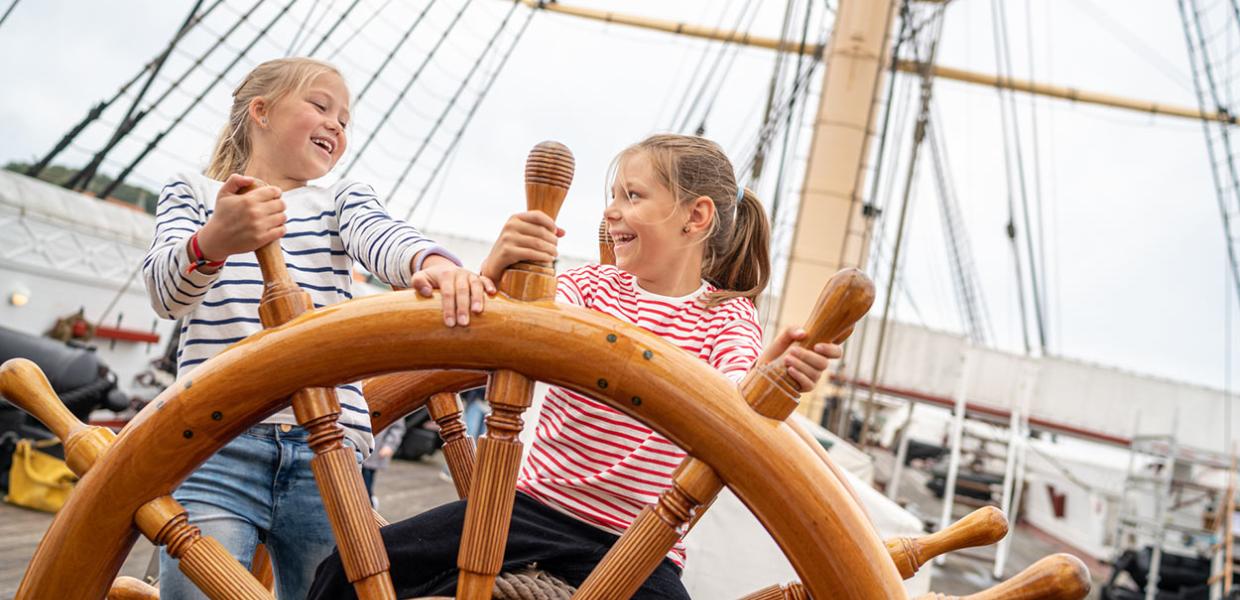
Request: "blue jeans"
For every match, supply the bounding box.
[159,424,361,599]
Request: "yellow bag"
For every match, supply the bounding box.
[4,438,77,513]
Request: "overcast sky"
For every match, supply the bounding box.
[1,0,1235,394]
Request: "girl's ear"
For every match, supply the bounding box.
[685,195,715,235]
[248,96,269,129]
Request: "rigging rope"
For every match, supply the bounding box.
[406,4,536,222]
[675,0,761,134]
[306,0,362,55]
[762,0,817,276]
[1178,0,1240,311]
[0,0,20,32]
[341,0,475,177]
[67,0,212,193]
[324,0,397,59]
[990,0,1049,355]
[286,0,322,54]
[664,0,740,131]
[100,0,299,200]
[388,0,523,204]
[351,0,438,105]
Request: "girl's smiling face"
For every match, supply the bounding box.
[249,72,351,189]
[606,151,714,296]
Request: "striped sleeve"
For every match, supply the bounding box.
[335,182,460,288]
[709,302,764,383]
[555,263,607,307]
[142,178,219,319]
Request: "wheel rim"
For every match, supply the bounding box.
[19,292,904,599]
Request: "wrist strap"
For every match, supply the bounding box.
[186,232,225,274]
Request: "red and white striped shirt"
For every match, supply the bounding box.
[517,264,763,567]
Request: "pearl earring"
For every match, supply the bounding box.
[682,225,690,234]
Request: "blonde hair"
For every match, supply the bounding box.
[612,134,771,307]
[205,57,344,180]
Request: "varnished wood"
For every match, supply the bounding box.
[916,553,1090,599]
[457,141,575,600]
[598,218,615,266]
[250,544,274,591]
[107,576,159,600]
[364,370,487,432]
[0,358,116,476]
[134,496,272,600]
[5,143,1092,600]
[14,293,906,599]
[887,507,1008,579]
[428,392,476,499]
[575,459,722,600]
[577,268,873,599]
[738,582,810,600]
[311,445,393,594]
[245,182,394,598]
[740,269,875,420]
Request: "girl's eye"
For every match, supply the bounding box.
[627,191,640,201]
[311,101,326,111]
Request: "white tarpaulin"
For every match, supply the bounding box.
[843,318,1232,453]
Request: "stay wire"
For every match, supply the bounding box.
[285,0,322,54]
[68,0,211,192]
[767,0,816,224]
[387,0,522,204]
[351,0,438,106]
[101,0,300,199]
[677,0,760,134]
[0,0,20,33]
[305,0,362,56]
[405,5,536,221]
[341,0,475,177]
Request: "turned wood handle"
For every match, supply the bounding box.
[887,506,1009,579]
[598,218,616,266]
[524,140,574,220]
[229,180,296,290]
[107,576,159,600]
[919,553,1091,600]
[778,268,874,377]
[0,358,85,442]
[741,269,874,420]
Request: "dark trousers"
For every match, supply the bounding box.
[307,492,689,599]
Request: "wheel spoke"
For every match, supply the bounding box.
[134,495,272,599]
[574,458,722,600]
[429,392,476,499]
[737,582,809,600]
[456,141,574,599]
[250,206,395,598]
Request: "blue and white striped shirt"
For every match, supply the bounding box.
[142,171,457,454]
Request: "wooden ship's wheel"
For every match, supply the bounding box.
[0,143,1090,600]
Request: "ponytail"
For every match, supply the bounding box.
[615,134,773,308]
[703,187,771,307]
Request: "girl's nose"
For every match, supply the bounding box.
[603,197,624,219]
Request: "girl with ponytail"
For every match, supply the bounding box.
[309,133,843,599]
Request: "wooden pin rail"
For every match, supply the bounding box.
[455,141,575,599]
